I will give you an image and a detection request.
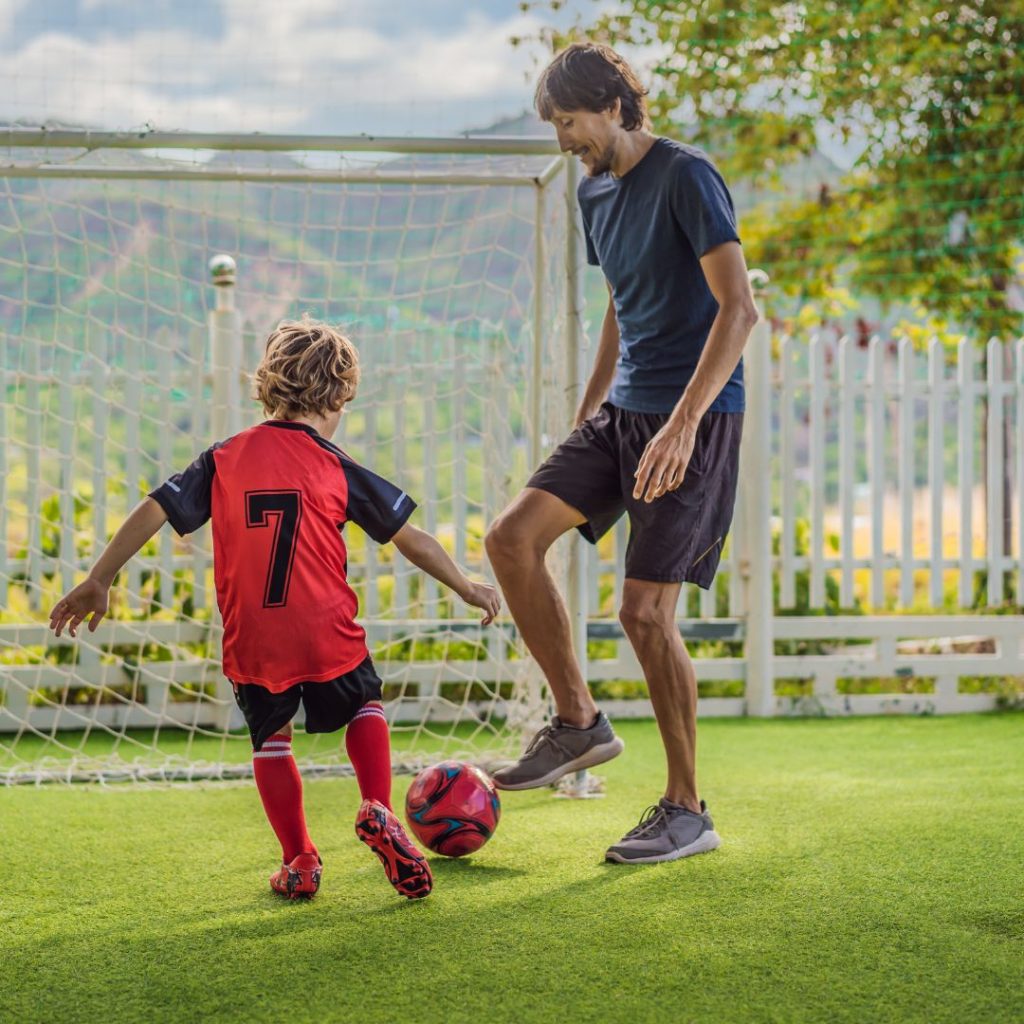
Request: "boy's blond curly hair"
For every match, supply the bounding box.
[252,316,360,419]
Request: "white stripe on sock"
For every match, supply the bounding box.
[253,750,294,759]
[351,708,386,722]
[261,740,292,748]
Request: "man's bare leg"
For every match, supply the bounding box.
[484,487,596,728]
[602,577,720,864]
[618,578,700,812]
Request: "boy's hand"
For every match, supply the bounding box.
[49,578,110,638]
[462,582,501,626]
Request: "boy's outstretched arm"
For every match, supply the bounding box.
[49,497,169,638]
[391,523,501,625]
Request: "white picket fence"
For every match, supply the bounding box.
[6,310,1022,725]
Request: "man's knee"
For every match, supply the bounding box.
[485,511,544,565]
[618,599,675,641]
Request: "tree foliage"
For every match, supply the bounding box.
[525,1,1023,337]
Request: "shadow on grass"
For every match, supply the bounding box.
[427,858,528,885]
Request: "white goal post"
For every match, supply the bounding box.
[0,129,588,783]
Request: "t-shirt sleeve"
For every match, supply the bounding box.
[148,447,216,536]
[342,458,417,544]
[671,158,741,258]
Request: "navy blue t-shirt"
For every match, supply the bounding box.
[578,137,743,414]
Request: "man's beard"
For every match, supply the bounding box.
[586,143,614,176]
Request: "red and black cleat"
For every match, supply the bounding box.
[270,851,323,900]
[355,799,433,900]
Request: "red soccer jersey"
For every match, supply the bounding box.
[150,420,415,691]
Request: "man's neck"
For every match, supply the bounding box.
[610,131,656,179]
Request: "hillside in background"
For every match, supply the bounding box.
[0,115,846,366]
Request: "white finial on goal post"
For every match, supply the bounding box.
[209,253,237,311]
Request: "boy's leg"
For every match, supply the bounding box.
[252,726,318,864]
[344,700,392,808]
[303,666,432,899]
[346,699,433,900]
[233,681,320,894]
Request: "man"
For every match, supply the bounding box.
[485,42,757,864]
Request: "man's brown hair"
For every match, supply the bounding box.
[535,42,649,131]
[252,315,360,419]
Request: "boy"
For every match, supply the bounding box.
[50,317,501,900]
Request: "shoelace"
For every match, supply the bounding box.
[621,804,671,840]
[523,723,573,760]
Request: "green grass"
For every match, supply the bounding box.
[2,715,1022,1024]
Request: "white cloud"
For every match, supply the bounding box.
[3,30,308,129]
[0,1,559,133]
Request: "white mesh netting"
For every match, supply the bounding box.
[0,135,580,783]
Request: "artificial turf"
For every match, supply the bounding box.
[1,714,1022,1024]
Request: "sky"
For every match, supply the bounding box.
[0,0,602,137]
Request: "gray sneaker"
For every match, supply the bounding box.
[605,798,721,864]
[490,712,624,791]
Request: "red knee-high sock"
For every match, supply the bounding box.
[252,734,316,863]
[345,702,393,810]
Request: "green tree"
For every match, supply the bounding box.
[525,0,1024,337]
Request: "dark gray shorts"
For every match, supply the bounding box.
[232,656,383,752]
[527,403,743,587]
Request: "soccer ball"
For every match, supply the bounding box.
[404,760,501,857]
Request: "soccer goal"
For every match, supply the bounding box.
[0,129,588,783]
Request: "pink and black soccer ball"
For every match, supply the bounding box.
[404,760,501,857]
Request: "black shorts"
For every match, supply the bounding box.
[527,403,743,587]
[232,656,384,752]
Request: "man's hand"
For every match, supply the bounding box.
[49,578,110,638]
[461,581,502,626]
[632,421,698,503]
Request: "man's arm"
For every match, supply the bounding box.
[50,497,169,637]
[632,241,758,502]
[574,280,619,428]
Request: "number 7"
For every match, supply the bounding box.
[245,491,302,608]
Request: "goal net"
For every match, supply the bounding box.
[0,132,583,784]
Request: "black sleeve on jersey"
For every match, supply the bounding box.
[340,456,417,544]
[149,446,218,536]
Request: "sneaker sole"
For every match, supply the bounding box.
[356,807,433,900]
[604,829,722,865]
[492,736,625,791]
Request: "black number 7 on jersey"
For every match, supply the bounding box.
[245,490,303,608]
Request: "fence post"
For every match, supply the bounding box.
[207,254,242,730]
[742,270,775,717]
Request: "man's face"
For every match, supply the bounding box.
[548,105,620,176]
